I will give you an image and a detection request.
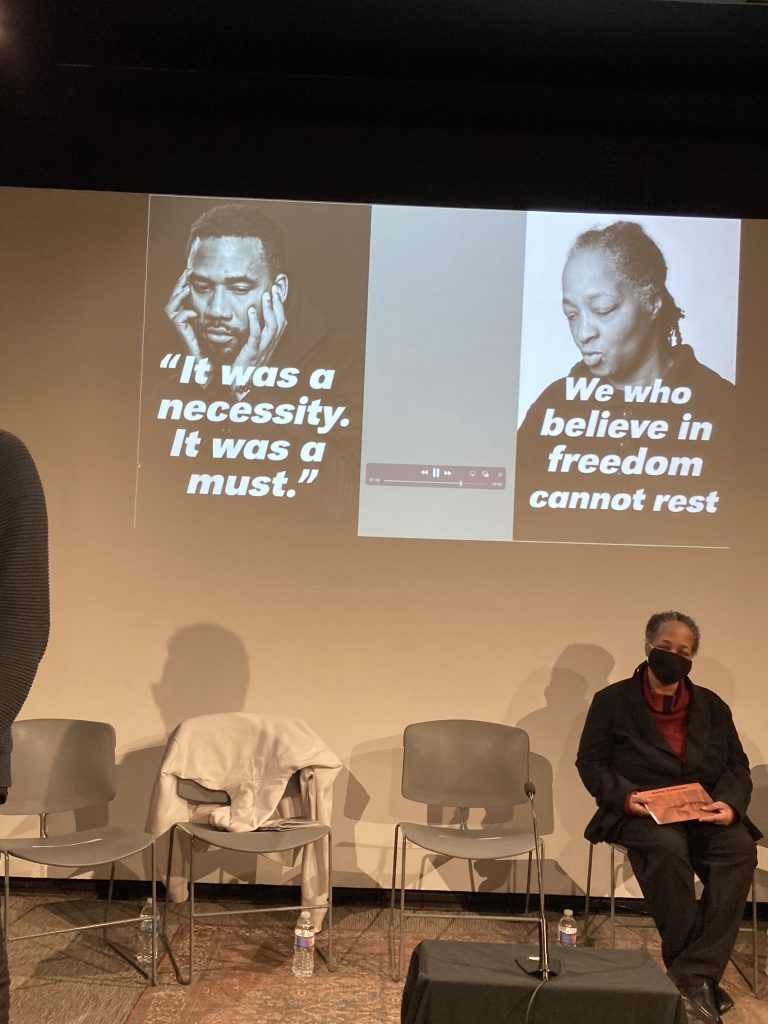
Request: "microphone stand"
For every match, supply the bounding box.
[515,781,560,980]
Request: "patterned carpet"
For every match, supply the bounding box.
[127,908,407,1024]
[5,895,768,1024]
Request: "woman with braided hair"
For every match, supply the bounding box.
[561,220,686,384]
[513,220,735,545]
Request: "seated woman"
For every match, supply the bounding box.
[576,610,758,1024]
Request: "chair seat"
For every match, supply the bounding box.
[179,821,329,853]
[399,822,536,860]
[0,825,153,868]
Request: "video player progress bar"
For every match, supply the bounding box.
[366,463,506,489]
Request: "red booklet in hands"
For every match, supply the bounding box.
[635,783,712,825]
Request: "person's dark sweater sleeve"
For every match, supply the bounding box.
[0,432,49,784]
[576,687,638,815]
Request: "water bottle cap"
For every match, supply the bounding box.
[564,909,574,917]
[300,911,311,921]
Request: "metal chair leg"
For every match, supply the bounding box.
[326,830,334,972]
[3,853,9,939]
[104,861,116,930]
[609,844,616,949]
[750,871,759,999]
[150,841,158,986]
[389,823,401,978]
[188,836,195,985]
[162,825,194,986]
[161,825,175,940]
[99,855,158,984]
[539,840,545,917]
[585,842,593,938]
[398,833,407,981]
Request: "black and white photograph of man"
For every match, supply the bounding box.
[136,196,371,530]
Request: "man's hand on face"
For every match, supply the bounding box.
[698,801,736,826]
[229,285,288,385]
[164,270,202,359]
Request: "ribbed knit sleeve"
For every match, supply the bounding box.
[0,430,49,790]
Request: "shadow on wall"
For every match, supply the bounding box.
[692,655,763,766]
[152,622,250,728]
[747,763,768,902]
[115,628,380,891]
[692,655,735,710]
[108,623,250,882]
[691,657,768,901]
[338,737,402,888]
[472,643,616,898]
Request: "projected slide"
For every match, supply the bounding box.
[513,214,739,547]
[358,207,740,547]
[131,195,742,548]
[136,196,371,527]
[357,205,526,543]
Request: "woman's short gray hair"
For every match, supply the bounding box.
[645,610,700,655]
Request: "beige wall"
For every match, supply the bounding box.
[1,187,767,900]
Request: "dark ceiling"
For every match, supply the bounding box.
[13,0,767,90]
[1,1,767,212]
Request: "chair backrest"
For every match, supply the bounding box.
[176,770,302,806]
[402,719,530,809]
[177,777,230,805]
[0,719,116,815]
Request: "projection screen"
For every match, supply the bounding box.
[1,185,765,900]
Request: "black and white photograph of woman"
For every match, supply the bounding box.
[513,214,740,548]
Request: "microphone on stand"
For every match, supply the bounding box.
[516,781,561,980]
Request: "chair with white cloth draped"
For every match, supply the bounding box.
[149,712,341,983]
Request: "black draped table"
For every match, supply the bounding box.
[401,941,686,1024]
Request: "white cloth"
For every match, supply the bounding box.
[149,713,341,927]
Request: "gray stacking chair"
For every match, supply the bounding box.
[584,841,758,996]
[0,719,157,984]
[390,719,543,979]
[161,773,333,984]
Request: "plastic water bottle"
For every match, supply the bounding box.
[292,911,315,976]
[557,908,578,946]
[136,898,157,965]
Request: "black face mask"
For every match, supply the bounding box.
[648,647,692,684]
